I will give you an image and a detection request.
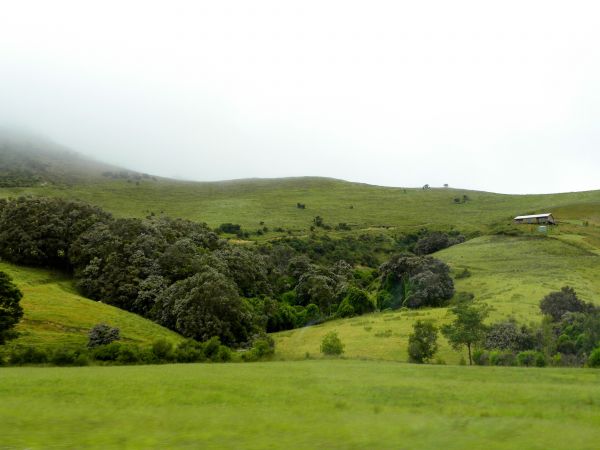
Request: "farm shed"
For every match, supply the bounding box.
[513,213,556,225]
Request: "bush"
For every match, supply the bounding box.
[9,346,48,365]
[472,349,489,366]
[336,299,355,318]
[151,339,174,361]
[588,348,600,368]
[242,335,275,362]
[88,323,120,348]
[517,350,546,367]
[174,339,206,363]
[50,347,78,366]
[489,350,516,366]
[320,331,344,356]
[540,286,591,322]
[116,345,142,364]
[92,342,122,361]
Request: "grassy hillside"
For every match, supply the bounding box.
[3,177,600,235]
[274,235,600,363]
[2,361,600,449]
[0,262,182,349]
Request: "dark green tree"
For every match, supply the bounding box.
[442,301,489,365]
[408,320,439,363]
[153,268,255,346]
[0,271,24,345]
[540,286,591,322]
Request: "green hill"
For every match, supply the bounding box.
[2,134,600,361]
[0,261,182,349]
[274,234,600,363]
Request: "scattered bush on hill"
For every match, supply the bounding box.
[408,320,439,363]
[540,286,593,321]
[321,331,344,356]
[87,323,120,348]
[442,300,489,365]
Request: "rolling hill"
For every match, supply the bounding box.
[1,132,600,358]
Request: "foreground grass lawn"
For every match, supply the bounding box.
[1,360,599,449]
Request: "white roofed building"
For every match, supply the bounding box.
[513,213,556,225]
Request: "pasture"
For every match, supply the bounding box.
[1,360,600,449]
[0,262,182,350]
[2,177,600,235]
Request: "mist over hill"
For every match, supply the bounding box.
[0,129,134,186]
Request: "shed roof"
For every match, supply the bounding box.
[514,213,553,220]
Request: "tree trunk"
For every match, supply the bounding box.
[467,343,472,365]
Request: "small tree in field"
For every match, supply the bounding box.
[0,271,24,345]
[408,320,439,363]
[321,331,344,356]
[88,323,121,348]
[442,301,489,365]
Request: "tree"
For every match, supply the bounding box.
[153,268,255,346]
[540,286,591,321]
[442,301,489,365]
[379,254,454,308]
[0,271,24,345]
[408,320,438,363]
[320,331,344,356]
[87,323,120,348]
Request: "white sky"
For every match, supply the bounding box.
[1,0,599,193]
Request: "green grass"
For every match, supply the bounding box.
[1,360,600,449]
[274,234,600,363]
[2,177,600,235]
[0,261,182,349]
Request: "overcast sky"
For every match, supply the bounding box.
[1,1,599,194]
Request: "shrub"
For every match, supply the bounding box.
[50,347,79,366]
[218,223,242,234]
[540,286,590,322]
[9,346,48,365]
[473,349,489,366]
[320,331,344,356]
[151,339,174,361]
[489,350,516,366]
[117,345,142,364]
[455,268,471,279]
[336,299,355,318]
[174,339,206,363]
[0,271,24,345]
[588,348,600,368]
[92,342,122,361]
[88,323,120,348]
[202,336,222,361]
[517,350,546,367]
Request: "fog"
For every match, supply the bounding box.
[1,1,599,193]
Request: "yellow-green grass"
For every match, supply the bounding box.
[1,360,600,449]
[2,177,600,235]
[274,235,600,363]
[0,262,183,349]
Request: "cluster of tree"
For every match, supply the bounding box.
[407,286,600,368]
[0,197,463,351]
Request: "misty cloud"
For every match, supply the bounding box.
[1,0,599,193]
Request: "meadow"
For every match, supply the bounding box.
[0,261,182,350]
[1,360,600,449]
[2,177,600,235]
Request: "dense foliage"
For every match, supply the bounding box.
[0,271,24,345]
[408,320,439,363]
[0,197,465,348]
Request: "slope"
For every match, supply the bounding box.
[273,235,600,363]
[0,261,183,349]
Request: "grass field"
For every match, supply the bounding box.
[2,177,600,235]
[0,261,182,349]
[274,234,600,363]
[1,360,599,449]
